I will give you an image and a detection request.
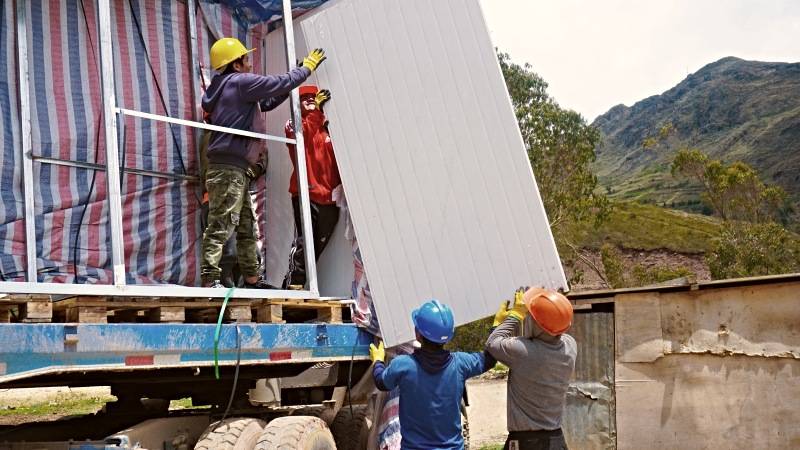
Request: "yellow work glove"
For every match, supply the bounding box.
[369,341,385,364]
[315,89,331,110]
[507,287,529,322]
[302,48,327,72]
[492,300,510,327]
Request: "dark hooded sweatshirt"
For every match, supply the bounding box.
[373,347,496,450]
[201,67,311,170]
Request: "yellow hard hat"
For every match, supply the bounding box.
[210,37,254,71]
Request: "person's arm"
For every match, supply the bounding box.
[373,356,407,392]
[237,67,311,103]
[259,92,290,112]
[485,318,528,367]
[458,350,498,379]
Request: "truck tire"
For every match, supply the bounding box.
[255,416,336,450]
[194,418,266,450]
[330,405,370,450]
[290,406,334,426]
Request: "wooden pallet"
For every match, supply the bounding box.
[38,296,348,324]
[254,299,344,324]
[0,294,53,323]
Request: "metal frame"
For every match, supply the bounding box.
[0,280,328,298]
[32,155,199,182]
[15,0,37,282]
[282,0,319,294]
[186,0,202,134]
[2,0,324,298]
[97,0,126,286]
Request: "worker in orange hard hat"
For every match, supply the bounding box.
[199,37,326,289]
[485,287,577,450]
[281,84,342,289]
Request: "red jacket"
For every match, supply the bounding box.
[285,109,341,205]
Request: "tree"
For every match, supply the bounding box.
[707,222,800,279]
[671,148,787,223]
[671,148,799,279]
[498,53,609,280]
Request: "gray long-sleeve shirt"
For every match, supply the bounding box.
[485,318,577,432]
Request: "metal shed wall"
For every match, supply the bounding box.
[289,0,567,345]
[563,309,616,450]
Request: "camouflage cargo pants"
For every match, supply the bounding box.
[200,165,260,283]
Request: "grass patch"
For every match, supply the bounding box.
[571,201,722,253]
[169,397,211,410]
[0,395,114,418]
[477,445,504,450]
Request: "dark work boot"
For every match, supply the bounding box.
[243,278,278,289]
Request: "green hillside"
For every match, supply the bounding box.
[592,57,800,211]
[573,201,722,254]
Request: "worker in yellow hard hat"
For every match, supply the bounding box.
[199,37,327,288]
[486,287,577,450]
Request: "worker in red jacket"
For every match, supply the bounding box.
[283,85,342,289]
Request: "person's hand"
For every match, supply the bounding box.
[492,300,510,327]
[302,48,327,71]
[315,89,331,110]
[369,341,385,364]
[507,286,529,321]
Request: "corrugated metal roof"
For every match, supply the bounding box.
[569,272,800,301]
[295,0,567,345]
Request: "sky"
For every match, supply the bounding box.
[479,0,800,121]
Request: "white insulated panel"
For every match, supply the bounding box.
[289,0,567,345]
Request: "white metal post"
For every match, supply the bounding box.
[97,0,126,285]
[282,0,319,294]
[16,0,38,282]
[187,0,202,140]
[261,34,269,282]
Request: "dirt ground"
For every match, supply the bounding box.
[466,379,508,448]
[0,386,112,426]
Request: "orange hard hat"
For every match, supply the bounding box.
[299,85,318,97]
[523,287,573,335]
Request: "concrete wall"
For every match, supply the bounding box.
[613,281,800,449]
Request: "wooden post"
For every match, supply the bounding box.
[147,306,186,323]
[257,303,285,324]
[224,305,253,323]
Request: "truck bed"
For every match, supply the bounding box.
[0,323,371,387]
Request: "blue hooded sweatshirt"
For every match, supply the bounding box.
[201,66,310,170]
[373,347,495,450]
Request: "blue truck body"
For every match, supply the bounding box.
[0,323,371,385]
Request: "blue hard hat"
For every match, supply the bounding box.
[412,299,455,344]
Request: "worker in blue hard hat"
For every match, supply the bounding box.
[370,299,496,450]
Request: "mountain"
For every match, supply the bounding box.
[592,57,800,211]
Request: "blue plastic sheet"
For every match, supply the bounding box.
[204,0,329,28]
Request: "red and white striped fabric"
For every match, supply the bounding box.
[0,0,269,286]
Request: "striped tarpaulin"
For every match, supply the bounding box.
[0,0,271,286]
[0,1,25,282]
